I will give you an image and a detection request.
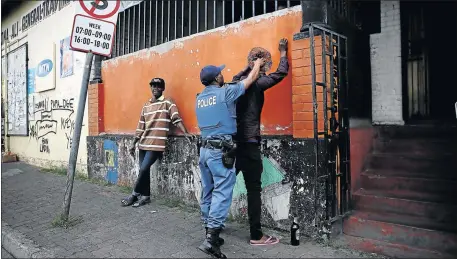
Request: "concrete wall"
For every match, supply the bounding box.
[87,135,326,238]
[349,119,374,194]
[1,1,89,173]
[370,1,404,125]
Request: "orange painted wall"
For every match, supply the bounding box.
[101,8,302,135]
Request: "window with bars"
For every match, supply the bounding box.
[111,0,301,58]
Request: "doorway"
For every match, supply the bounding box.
[401,1,457,123]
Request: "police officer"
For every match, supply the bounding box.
[195,58,265,258]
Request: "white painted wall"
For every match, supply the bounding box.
[370,1,404,125]
[2,2,89,173]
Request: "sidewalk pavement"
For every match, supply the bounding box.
[1,162,376,258]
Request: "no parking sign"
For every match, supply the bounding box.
[70,0,121,57]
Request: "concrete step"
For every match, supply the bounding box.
[375,125,457,140]
[373,139,455,157]
[340,234,453,258]
[360,171,457,204]
[353,189,457,224]
[367,154,457,177]
[343,213,457,255]
[349,210,457,235]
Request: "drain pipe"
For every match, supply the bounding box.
[91,55,103,83]
[2,38,11,155]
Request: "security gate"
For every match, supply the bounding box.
[306,24,351,221]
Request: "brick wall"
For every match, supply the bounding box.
[370,1,404,125]
[88,83,104,136]
[291,35,333,138]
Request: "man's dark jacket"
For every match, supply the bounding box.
[232,57,289,142]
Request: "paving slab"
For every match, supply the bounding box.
[1,162,378,258]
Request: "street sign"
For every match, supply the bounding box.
[70,0,120,57]
[76,0,121,24]
[70,15,116,57]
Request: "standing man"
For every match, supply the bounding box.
[121,77,192,208]
[232,38,289,246]
[196,58,265,258]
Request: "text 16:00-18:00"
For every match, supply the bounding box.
[73,35,110,49]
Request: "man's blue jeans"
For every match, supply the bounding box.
[199,147,236,229]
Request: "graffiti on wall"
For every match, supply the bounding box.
[231,156,292,222]
[28,95,79,153]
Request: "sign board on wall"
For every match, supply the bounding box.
[60,36,74,78]
[70,0,120,57]
[6,44,28,136]
[34,43,56,92]
[27,68,35,94]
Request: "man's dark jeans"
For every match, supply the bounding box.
[133,150,163,196]
[235,142,263,240]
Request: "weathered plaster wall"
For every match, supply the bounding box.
[2,2,89,173]
[370,1,404,125]
[87,135,326,238]
[349,119,374,194]
[101,6,303,136]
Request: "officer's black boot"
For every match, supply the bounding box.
[206,227,224,246]
[198,228,226,258]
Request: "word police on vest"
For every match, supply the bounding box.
[197,96,217,108]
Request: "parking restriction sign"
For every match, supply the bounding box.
[70,0,121,57]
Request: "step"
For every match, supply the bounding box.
[360,172,457,204]
[367,154,457,176]
[340,234,453,258]
[349,210,457,235]
[373,139,455,156]
[343,213,457,255]
[353,189,457,224]
[362,167,457,181]
[375,125,457,140]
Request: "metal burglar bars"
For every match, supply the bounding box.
[307,24,350,221]
[111,0,301,58]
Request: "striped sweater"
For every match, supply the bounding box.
[134,95,182,151]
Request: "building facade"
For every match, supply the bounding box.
[2,0,90,173]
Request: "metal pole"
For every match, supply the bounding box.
[61,52,94,221]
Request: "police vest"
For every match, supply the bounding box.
[195,85,237,139]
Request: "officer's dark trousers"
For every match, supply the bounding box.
[235,142,263,240]
[133,150,163,197]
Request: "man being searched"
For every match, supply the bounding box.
[195,58,265,258]
[232,38,289,246]
[121,77,193,208]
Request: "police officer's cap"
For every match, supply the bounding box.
[200,65,225,86]
[149,77,165,88]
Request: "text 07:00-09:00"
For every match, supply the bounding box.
[73,35,110,49]
[74,27,112,41]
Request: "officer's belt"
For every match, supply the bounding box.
[201,139,224,149]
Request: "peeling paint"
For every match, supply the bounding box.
[102,6,301,68]
[87,135,327,237]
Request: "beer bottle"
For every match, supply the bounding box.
[291,216,300,246]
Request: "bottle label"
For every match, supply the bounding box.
[296,229,300,240]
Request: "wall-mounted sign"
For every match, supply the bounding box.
[27,68,35,94]
[60,36,74,78]
[36,59,53,78]
[34,43,56,93]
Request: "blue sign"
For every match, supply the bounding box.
[27,68,35,94]
[103,139,119,185]
[36,59,53,77]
